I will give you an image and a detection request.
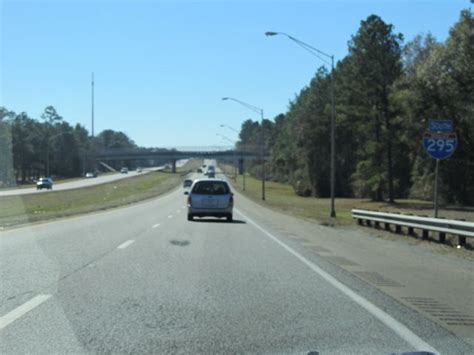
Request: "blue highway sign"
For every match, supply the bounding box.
[429,119,453,132]
[423,132,458,160]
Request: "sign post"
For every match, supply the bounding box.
[433,159,440,218]
[422,119,458,218]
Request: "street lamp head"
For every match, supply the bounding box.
[221,97,229,101]
[265,31,278,37]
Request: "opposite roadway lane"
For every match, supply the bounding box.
[0,162,472,353]
[0,160,188,197]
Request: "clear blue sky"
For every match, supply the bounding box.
[1,0,470,147]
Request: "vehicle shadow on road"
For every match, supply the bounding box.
[191,218,246,224]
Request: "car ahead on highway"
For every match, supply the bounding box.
[85,172,97,178]
[136,167,143,173]
[36,177,53,190]
[183,179,193,188]
[185,179,233,221]
[120,167,128,174]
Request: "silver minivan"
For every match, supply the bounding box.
[185,179,233,221]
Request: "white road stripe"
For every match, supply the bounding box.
[152,223,160,229]
[117,240,135,249]
[168,215,173,219]
[0,295,52,330]
[235,209,438,354]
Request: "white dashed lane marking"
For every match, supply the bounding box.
[0,295,52,330]
[152,223,160,229]
[117,240,135,249]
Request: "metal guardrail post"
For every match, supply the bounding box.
[439,232,446,243]
[422,230,429,240]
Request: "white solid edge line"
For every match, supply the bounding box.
[117,240,135,249]
[235,208,439,354]
[152,223,160,229]
[0,294,52,330]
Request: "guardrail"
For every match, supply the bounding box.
[352,209,474,247]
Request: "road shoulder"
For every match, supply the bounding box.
[233,188,474,346]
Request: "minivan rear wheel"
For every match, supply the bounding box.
[226,214,233,222]
[187,214,193,221]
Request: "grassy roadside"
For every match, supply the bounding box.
[218,164,474,225]
[0,160,202,229]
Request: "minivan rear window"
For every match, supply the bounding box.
[192,181,230,195]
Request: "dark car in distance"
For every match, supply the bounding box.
[36,177,53,190]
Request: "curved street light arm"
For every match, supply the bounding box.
[222,97,263,116]
[265,31,333,66]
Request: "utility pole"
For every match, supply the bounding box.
[91,72,95,137]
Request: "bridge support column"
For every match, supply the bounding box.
[172,159,177,173]
[238,159,244,175]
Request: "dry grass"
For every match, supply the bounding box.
[219,166,474,225]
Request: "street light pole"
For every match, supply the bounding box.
[265,31,336,218]
[47,139,50,177]
[219,124,246,189]
[330,55,336,218]
[222,97,266,200]
[220,124,240,134]
[260,108,266,201]
[91,72,95,137]
[219,125,240,177]
[217,133,237,177]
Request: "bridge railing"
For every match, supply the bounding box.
[92,148,265,161]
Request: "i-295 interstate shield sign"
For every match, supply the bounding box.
[423,131,458,160]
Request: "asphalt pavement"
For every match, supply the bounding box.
[0,160,188,197]
[0,161,472,354]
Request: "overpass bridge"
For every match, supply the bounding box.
[91,148,264,173]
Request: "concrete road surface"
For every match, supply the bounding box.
[0,160,188,197]
[0,162,472,353]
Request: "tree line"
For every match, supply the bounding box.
[238,9,473,205]
[0,106,164,186]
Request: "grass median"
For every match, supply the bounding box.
[0,160,202,229]
[219,165,474,225]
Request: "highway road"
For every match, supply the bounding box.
[0,161,472,353]
[0,160,188,197]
